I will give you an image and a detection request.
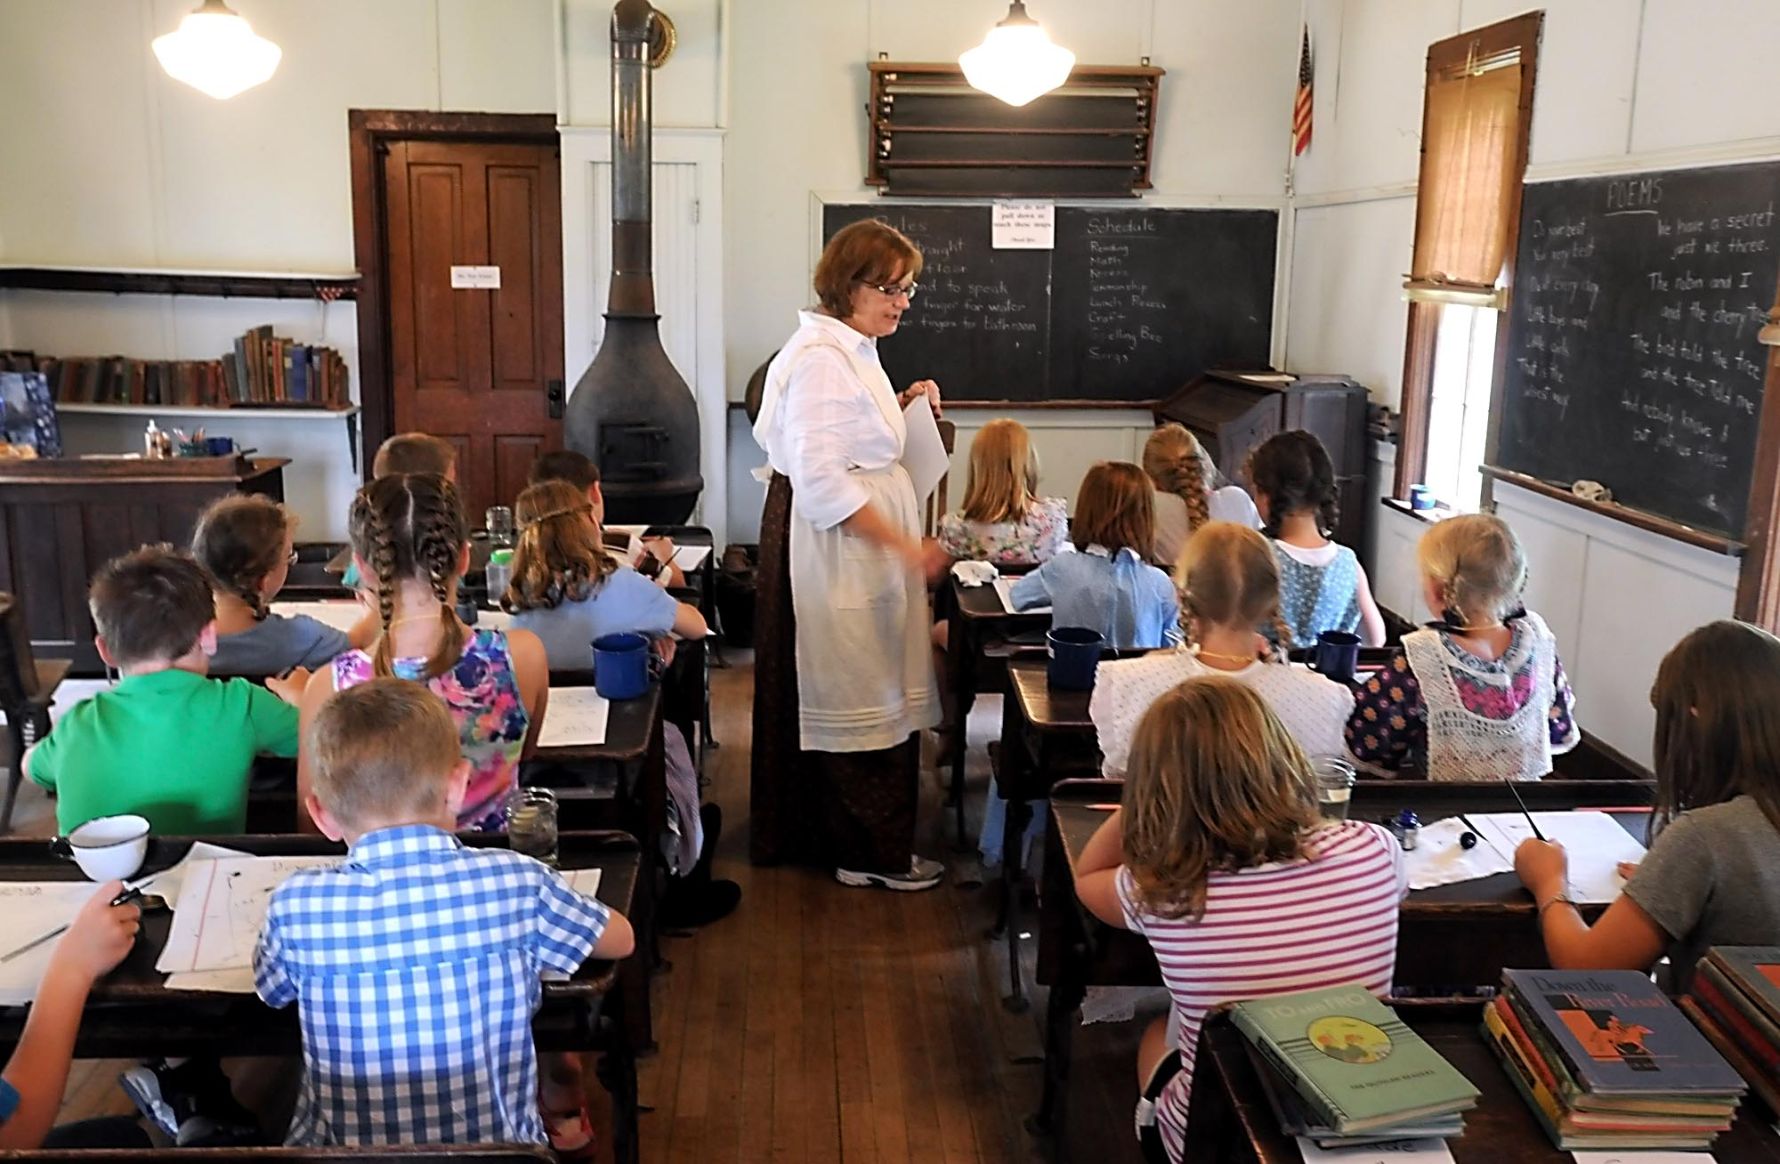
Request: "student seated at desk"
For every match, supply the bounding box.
[1515,620,1780,992]
[257,679,634,1148]
[1007,461,1179,649]
[1142,423,1261,564]
[301,473,548,833]
[1074,678,1406,1162]
[24,545,302,834]
[195,494,356,680]
[339,432,459,594]
[1,883,145,1149]
[530,450,684,588]
[1247,430,1385,649]
[936,419,1067,567]
[1091,522,1354,776]
[1346,514,1578,781]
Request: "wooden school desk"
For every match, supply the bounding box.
[0,831,646,1164]
[1032,779,1655,1147]
[944,574,1048,844]
[8,1148,559,1164]
[1186,1002,1780,1164]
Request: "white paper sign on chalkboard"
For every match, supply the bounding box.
[993,202,1055,250]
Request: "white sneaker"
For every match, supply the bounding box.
[835,856,945,891]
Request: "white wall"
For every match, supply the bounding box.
[1299,0,1780,763]
[0,0,558,539]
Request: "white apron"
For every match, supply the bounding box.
[758,326,940,753]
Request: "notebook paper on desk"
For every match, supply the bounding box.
[992,576,1051,615]
[672,545,711,571]
[540,687,609,747]
[1468,811,1646,903]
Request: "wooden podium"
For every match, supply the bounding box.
[0,456,287,673]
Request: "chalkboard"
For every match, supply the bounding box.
[821,202,1277,404]
[1496,161,1780,538]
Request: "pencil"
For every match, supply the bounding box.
[1504,780,1547,842]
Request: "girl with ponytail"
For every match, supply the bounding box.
[295,473,549,832]
[1091,522,1354,776]
[1141,424,1262,564]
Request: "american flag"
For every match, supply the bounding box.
[1293,26,1314,156]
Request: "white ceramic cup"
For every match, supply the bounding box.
[52,814,150,881]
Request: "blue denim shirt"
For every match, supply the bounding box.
[1008,545,1179,650]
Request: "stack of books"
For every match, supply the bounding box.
[1682,946,1780,1114]
[1485,968,1745,1150]
[1231,986,1479,1148]
[227,325,350,408]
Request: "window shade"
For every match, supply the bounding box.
[1406,59,1523,301]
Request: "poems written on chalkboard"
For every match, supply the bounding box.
[1509,172,1775,529]
[1083,215,1169,372]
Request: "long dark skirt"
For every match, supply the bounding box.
[750,472,919,872]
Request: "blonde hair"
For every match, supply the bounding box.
[502,479,618,613]
[1417,513,1528,626]
[309,678,461,825]
[960,419,1039,525]
[1143,424,1214,536]
[1070,462,1155,556]
[1176,522,1291,658]
[347,473,469,681]
[1121,677,1320,920]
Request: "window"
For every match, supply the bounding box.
[1394,13,1542,510]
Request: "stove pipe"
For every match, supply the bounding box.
[564,0,703,525]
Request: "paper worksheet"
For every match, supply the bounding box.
[1403,817,1515,890]
[540,686,610,748]
[672,545,712,571]
[1466,811,1647,904]
[158,855,343,974]
[161,868,606,995]
[900,397,949,504]
[992,575,1051,616]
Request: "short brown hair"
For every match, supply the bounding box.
[308,678,462,825]
[1121,676,1319,920]
[192,494,293,619]
[1069,461,1155,557]
[812,219,924,318]
[373,433,457,479]
[89,544,215,665]
[530,450,600,492]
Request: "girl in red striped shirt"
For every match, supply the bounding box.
[1074,677,1407,1161]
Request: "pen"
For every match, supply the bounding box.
[1504,780,1547,842]
[0,880,149,964]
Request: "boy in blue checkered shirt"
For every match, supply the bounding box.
[253,679,633,1146]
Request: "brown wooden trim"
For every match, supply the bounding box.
[1482,465,1744,555]
[870,61,1165,81]
[0,267,357,300]
[1734,342,1780,625]
[346,109,559,476]
[1398,11,1543,502]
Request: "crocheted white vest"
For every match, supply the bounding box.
[1401,611,1558,782]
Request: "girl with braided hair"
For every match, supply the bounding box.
[296,472,548,832]
[1247,429,1385,649]
[1142,423,1261,565]
[1090,522,1354,776]
[194,495,356,679]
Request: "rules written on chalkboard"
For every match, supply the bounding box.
[1495,161,1780,538]
[821,202,1277,404]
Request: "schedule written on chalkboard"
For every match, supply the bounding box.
[1496,161,1780,537]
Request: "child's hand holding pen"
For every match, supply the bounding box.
[46,881,141,982]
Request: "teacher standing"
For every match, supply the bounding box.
[750,219,947,890]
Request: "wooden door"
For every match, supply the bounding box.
[383,139,564,520]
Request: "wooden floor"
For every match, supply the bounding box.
[16,655,1144,1162]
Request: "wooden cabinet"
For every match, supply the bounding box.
[1154,371,1372,551]
[0,457,287,673]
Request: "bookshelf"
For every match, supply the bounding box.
[0,265,360,300]
[52,404,363,471]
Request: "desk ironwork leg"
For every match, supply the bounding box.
[596,1005,641,1164]
[947,603,973,850]
[1001,795,1032,1014]
[1032,944,1086,1146]
[0,714,25,835]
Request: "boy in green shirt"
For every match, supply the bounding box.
[25,544,302,835]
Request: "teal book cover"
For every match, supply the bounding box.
[1230,986,1479,1133]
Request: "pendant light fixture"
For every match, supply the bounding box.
[958,2,1075,108]
[152,0,282,100]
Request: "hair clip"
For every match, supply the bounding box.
[520,504,593,529]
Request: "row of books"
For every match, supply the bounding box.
[1232,986,1479,1149]
[1683,946,1780,1116]
[0,325,349,409]
[1484,968,1745,1150]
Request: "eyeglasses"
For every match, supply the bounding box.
[858,280,919,301]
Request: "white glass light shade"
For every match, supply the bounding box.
[152,3,281,100]
[959,8,1075,107]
